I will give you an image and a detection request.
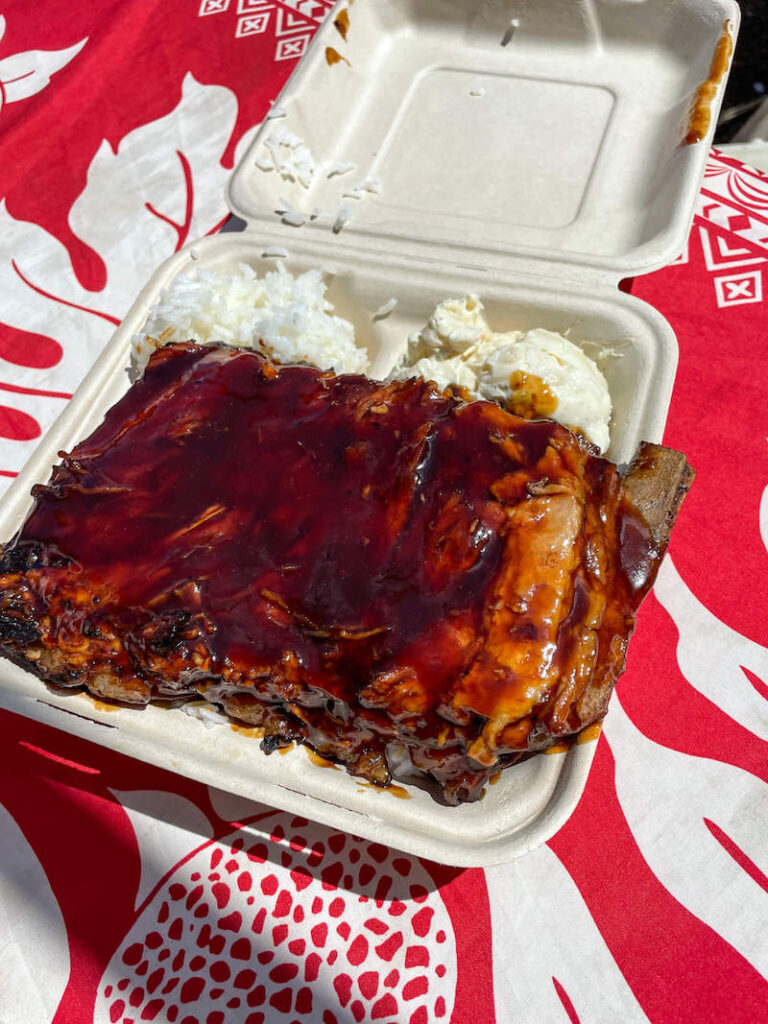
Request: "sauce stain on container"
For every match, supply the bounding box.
[90,699,119,712]
[577,721,602,745]
[543,742,571,755]
[357,780,412,799]
[334,9,350,41]
[684,20,735,145]
[326,46,351,68]
[543,721,602,754]
[77,692,121,712]
[230,722,265,739]
[306,748,340,770]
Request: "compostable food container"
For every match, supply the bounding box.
[0,0,739,865]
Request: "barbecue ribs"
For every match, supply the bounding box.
[0,342,693,802]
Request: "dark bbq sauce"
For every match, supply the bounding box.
[21,344,568,712]
[1,342,683,799]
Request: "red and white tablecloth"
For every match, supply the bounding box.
[0,3,766,1022]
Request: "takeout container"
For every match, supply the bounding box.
[0,0,738,866]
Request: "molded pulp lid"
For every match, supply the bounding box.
[229,0,739,286]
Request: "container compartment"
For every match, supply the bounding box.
[0,0,737,863]
[0,232,678,864]
[230,0,738,276]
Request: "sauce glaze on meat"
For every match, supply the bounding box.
[0,343,691,802]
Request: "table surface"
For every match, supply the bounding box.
[0,3,767,1024]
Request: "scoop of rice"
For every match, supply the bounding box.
[133,262,367,376]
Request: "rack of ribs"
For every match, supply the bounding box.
[0,342,693,803]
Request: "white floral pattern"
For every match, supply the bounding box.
[0,15,86,112]
[0,800,70,1023]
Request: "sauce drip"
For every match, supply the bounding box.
[83,694,119,713]
[543,721,601,753]
[684,21,734,145]
[357,780,411,800]
[576,722,602,744]
[306,748,339,770]
[230,723,265,739]
[325,47,350,67]
[386,783,411,800]
[333,9,350,40]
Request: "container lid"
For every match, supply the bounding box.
[228,0,739,287]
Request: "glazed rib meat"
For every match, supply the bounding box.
[0,342,693,802]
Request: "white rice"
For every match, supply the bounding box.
[373,298,398,320]
[133,262,367,376]
[134,272,612,450]
[275,198,308,227]
[258,126,316,189]
[501,18,520,46]
[281,210,308,228]
[327,162,356,178]
[333,205,353,234]
[341,179,382,200]
[181,702,228,729]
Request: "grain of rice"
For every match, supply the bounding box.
[373,298,398,320]
[296,165,313,189]
[327,161,356,178]
[282,211,308,227]
[181,702,228,729]
[501,17,520,46]
[333,205,352,234]
[260,126,316,188]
